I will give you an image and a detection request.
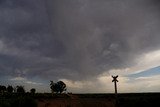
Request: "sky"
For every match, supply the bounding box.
[0,0,160,93]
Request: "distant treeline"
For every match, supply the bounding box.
[0,85,36,94]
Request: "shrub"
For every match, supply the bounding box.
[11,96,37,107]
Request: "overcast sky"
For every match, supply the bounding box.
[0,0,160,93]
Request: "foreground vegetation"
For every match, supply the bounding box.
[1,92,160,107]
[118,93,160,107]
[0,93,37,107]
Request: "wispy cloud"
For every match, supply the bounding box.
[10,76,43,85]
[10,77,26,81]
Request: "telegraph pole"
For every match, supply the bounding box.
[112,75,119,106]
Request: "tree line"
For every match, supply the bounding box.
[0,85,36,94]
[0,81,67,107]
[0,80,67,94]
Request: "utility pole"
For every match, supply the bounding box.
[112,75,119,106]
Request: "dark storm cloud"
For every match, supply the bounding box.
[0,0,160,81]
[0,0,60,77]
[46,0,160,79]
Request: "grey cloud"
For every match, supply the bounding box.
[0,0,160,82]
[46,0,160,79]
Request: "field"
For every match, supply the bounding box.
[37,94,115,107]
[36,93,160,107]
[1,93,160,107]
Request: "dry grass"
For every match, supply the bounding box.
[37,94,115,107]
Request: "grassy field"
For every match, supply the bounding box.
[1,93,160,107]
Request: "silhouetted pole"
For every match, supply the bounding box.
[112,75,119,106]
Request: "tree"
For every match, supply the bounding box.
[16,86,25,93]
[0,85,6,94]
[50,81,58,94]
[30,88,36,94]
[50,81,67,94]
[57,81,67,93]
[7,85,13,93]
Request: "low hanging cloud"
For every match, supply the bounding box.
[0,0,160,86]
[46,0,160,79]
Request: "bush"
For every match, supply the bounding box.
[11,96,37,107]
[0,94,37,107]
[0,99,10,107]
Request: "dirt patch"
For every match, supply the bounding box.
[37,94,115,107]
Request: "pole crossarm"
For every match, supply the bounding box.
[112,75,118,82]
